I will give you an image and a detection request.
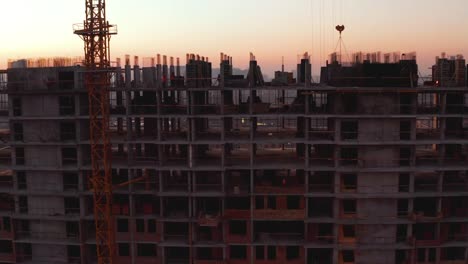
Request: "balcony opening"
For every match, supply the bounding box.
[417,248,436,263]
[400,93,413,114]
[397,199,409,217]
[308,223,333,243]
[341,121,358,140]
[133,169,158,191]
[137,243,157,257]
[118,243,130,257]
[413,224,437,241]
[414,198,438,217]
[342,94,357,114]
[64,197,79,215]
[17,171,27,190]
[254,143,300,166]
[308,249,332,264]
[309,118,334,140]
[197,225,221,243]
[63,172,79,191]
[442,197,468,217]
[161,144,188,166]
[12,98,22,116]
[309,171,334,193]
[396,224,407,242]
[224,117,250,140]
[287,246,300,260]
[194,171,222,192]
[445,144,466,165]
[267,196,276,209]
[341,250,355,263]
[66,221,79,238]
[136,219,144,233]
[226,170,250,195]
[398,173,409,192]
[417,93,439,114]
[196,247,222,261]
[164,222,188,242]
[445,117,464,138]
[135,195,159,216]
[148,219,156,233]
[162,171,188,192]
[166,247,189,263]
[193,117,222,141]
[414,172,438,192]
[256,196,277,210]
[254,117,299,140]
[163,197,188,218]
[287,196,301,209]
[196,197,221,219]
[192,144,222,167]
[229,220,247,235]
[254,169,304,193]
[16,147,25,165]
[443,171,468,191]
[309,92,329,113]
[395,250,407,264]
[226,197,250,210]
[446,93,465,113]
[254,221,304,242]
[416,117,440,140]
[61,148,77,166]
[255,246,265,260]
[444,222,466,241]
[341,225,356,240]
[117,219,129,233]
[441,247,466,261]
[59,96,75,116]
[399,147,411,166]
[309,144,334,167]
[58,71,75,90]
[341,147,358,166]
[160,117,188,141]
[0,240,13,254]
[67,245,80,261]
[399,120,412,140]
[60,122,76,141]
[13,123,23,141]
[267,246,276,260]
[112,195,130,216]
[229,245,247,260]
[2,217,11,232]
[341,173,357,192]
[341,199,357,217]
[17,196,27,213]
[308,198,333,218]
[225,143,250,167]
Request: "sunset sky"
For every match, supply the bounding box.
[1,0,468,77]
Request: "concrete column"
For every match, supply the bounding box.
[440,92,447,115]
[409,173,415,193]
[437,172,443,193]
[335,119,341,143]
[440,117,446,140]
[134,65,141,88]
[334,172,340,194]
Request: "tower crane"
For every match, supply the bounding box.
[73,1,117,263]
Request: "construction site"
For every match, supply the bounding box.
[0,1,468,264]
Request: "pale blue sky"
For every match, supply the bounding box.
[1,0,468,76]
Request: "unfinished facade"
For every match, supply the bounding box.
[0,53,467,264]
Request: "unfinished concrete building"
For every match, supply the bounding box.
[0,52,467,264]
